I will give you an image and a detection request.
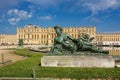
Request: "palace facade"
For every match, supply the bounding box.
[0,24,120,46]
[0,24,120,55]
[96,33,120,46]
[0,34,17,45]
[17,24,96,45]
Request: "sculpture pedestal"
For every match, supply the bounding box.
[41,55,115,67]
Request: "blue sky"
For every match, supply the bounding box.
[0,0,120,34]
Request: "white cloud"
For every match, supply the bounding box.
[90,17,100,23]
[27,0,120,14]
[82,0,120,15]
[8,9,32,19]
[84,16,100,23]
[8,18,20,25]
[27,0,120,15]
[39,16,52,20]
[8,9,32,25]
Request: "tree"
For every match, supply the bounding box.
[18,39,23,47]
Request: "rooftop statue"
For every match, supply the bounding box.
[50,26,109,54]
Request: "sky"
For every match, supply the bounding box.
[0,0,120,34]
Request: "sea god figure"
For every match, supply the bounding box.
[51,26,77,54]
[50,26,109,54]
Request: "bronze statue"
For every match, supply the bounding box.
[51,26,77,54]
[77,34,109,53]
[50,26,109,54]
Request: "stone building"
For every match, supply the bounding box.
[1,24,120,46]
[96,33,120,46]
[0,34,17,45]
[0,24,120,55]
[101,47,120,55]
[17,24,96,45]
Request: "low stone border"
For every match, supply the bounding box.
[0,77,71,80]
[0,77,120,80]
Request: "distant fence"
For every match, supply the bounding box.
[0,54,12,65]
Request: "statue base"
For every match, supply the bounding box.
[41,55,115,67]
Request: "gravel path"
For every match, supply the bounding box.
[0,50,25,66]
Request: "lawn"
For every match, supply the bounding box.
[0,48,120,79]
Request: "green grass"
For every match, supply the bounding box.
[0,49,43,77]
[0,48,120,79]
